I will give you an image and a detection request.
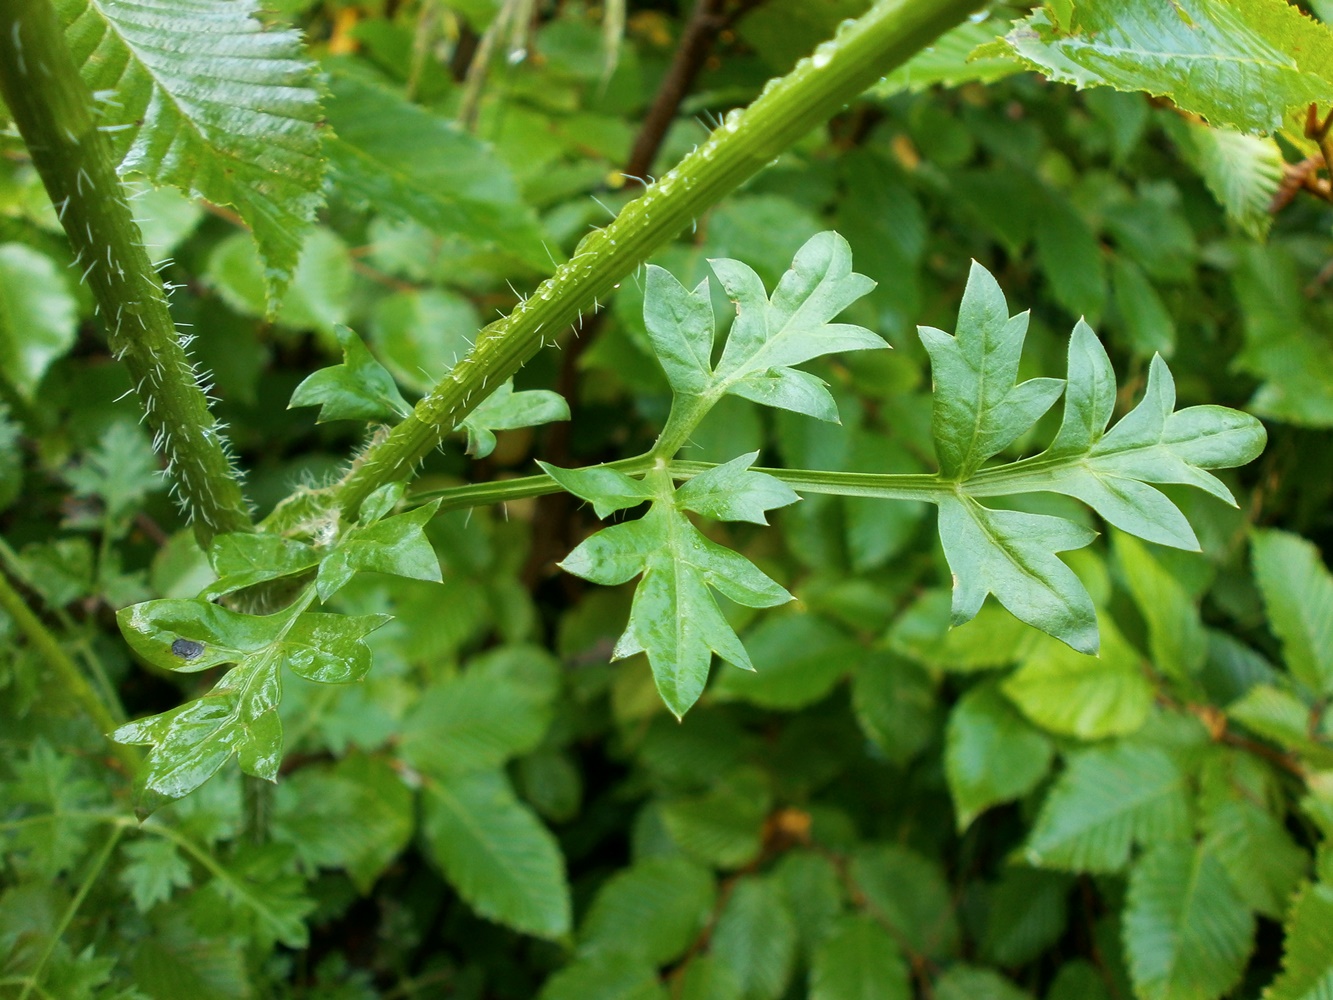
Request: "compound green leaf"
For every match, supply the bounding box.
[459,380,569,459]
[919,260,1064,479]
[1123,842,1255,1000]
[289,325,411,425]
[809,915,910,1000]
[0,243,77,400]
[112,599,389,802]
[991,0,1333,133]
[1252,529,1333,696]
[324,72,550,271]
[936,493,1099,654]
[1025,743,1192,873]
[561,500,790,718]
[420,769,570,939]
[316,500,443,601]
[946,682,1054,830]
[1265,881,1333,1000]
[65,422,162,525]
[1001,618,1154,740]
[59,0,326,299]
[578,855,715,965]
[675,452,800,525]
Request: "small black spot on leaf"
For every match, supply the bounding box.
[171,638,205,660]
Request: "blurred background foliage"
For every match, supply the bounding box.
[3,1,1333,998]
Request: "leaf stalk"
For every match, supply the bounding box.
[331,0,983,520]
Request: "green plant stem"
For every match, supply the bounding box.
[16,825,123,1000]
[0,566,139,772]
[0,0,251,546]
[331,0,982,521]
[0,536,125,723]
[411,458,947,512]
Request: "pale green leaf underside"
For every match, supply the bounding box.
[993,0,1333,133]
[921,271,1265,654]
[58,0,326,300]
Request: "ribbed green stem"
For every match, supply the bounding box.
[0,567,139,773]
[0,0,251,546]
[332,0,982,519]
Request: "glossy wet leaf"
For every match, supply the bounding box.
[202,533,319,600]
[316,500,443,600]
[112,600,389,802]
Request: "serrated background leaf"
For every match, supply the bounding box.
[420,770,570,939]
[59,0,326,298]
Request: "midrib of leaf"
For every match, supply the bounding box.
[959,491,1052,585]
[423,773,517,878]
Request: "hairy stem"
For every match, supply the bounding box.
[0,0,251,546]
[332,0,982,521]
[0,567,138,772]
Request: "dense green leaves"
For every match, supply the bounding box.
[324,72,551,271]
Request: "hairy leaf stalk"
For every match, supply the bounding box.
[333,0,983,518]
[0,0,251,545]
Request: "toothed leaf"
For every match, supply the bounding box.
[459,381,569,459]
[58,0,326,302]
[112,600,389,803]
[289,324,411,425]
